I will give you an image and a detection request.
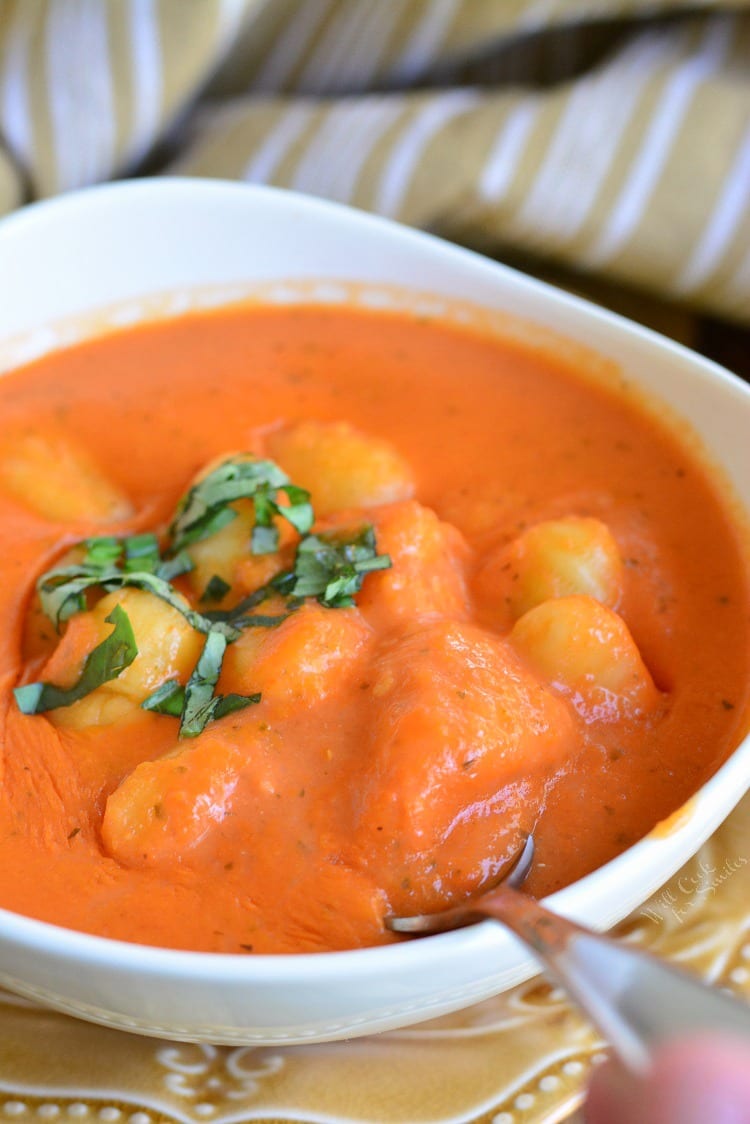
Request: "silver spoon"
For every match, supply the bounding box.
[386,835,750,1074]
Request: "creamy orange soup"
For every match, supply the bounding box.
[0,304,747,953]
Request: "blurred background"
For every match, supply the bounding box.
[0,0,748,378]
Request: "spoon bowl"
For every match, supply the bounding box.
[387,832,750,1073]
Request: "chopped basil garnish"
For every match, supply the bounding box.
[14,605,137,714]
[250,521,280,556]
[37,564,239,640]
[200,574,231,603]
[169,457,313,556]
[18,453,390,735]
[156,551,194,582]
[182,628,225,728]
[181,630,231,738]
[203,569,297,624]
[232,612,294,629]
[291,527,391,608]
[83,533,164,576]
[83,536,123,569]
[123,532,161,574]
[141,629,260,738]
[141,678,185,718]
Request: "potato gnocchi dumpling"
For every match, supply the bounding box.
[267,420,414,515]
[355,499,471,630]
[510,594,659,721]
[0,429,130,523]
[185,498,256,600]
[101,730,274,867]
[475,516,624,625]
[181,452,298,603]
[354,620,576,900]
[185,498,295,603]
[220,602,371,714]
[43,589,204,728]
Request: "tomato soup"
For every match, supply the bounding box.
[0,304,747,953]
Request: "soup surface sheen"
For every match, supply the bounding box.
[0,304,748,953]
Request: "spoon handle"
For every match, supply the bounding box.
[479,884,750,1074]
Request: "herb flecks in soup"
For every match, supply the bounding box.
[1,305,748,953]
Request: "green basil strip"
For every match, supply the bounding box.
[168,456,313,556]
[14,605,137,714]
[179,629,229,737]
[320,555,392,607]
[279,485,314,534]
[291,527,392,608]
[123,533,161,574]
[142,669,259,734]
[37,567,108,630]
[83,536,123,570]
[156,551,194,582]
[37,566,239,640]
[178,629,259,738]
[249,483,314,555]
[200,574,232,603]
[249,523,279,556]
[203,569,296,623]
[232,612,293,630]
[169,459,285,551]
[174,506,237,551]
[213,692,261,721]
[141,678,185,718]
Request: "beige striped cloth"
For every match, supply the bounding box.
[0,0,748,323]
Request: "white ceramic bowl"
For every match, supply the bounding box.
[0,179,748,1045]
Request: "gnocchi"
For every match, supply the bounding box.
[355,499,471,630]
[102,734,239,867]
[510,594,660,721]
[0,429,130,523]
[44,589,204,728]
[354,620,576,906]
[220,602,372,714]
[475,516,624,625]
[185,498,293,603]
[267,420,414,515]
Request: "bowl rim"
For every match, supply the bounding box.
[0,176,748,982]
[2,176,748,395]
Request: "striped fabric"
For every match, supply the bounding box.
[0,0,748,322]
